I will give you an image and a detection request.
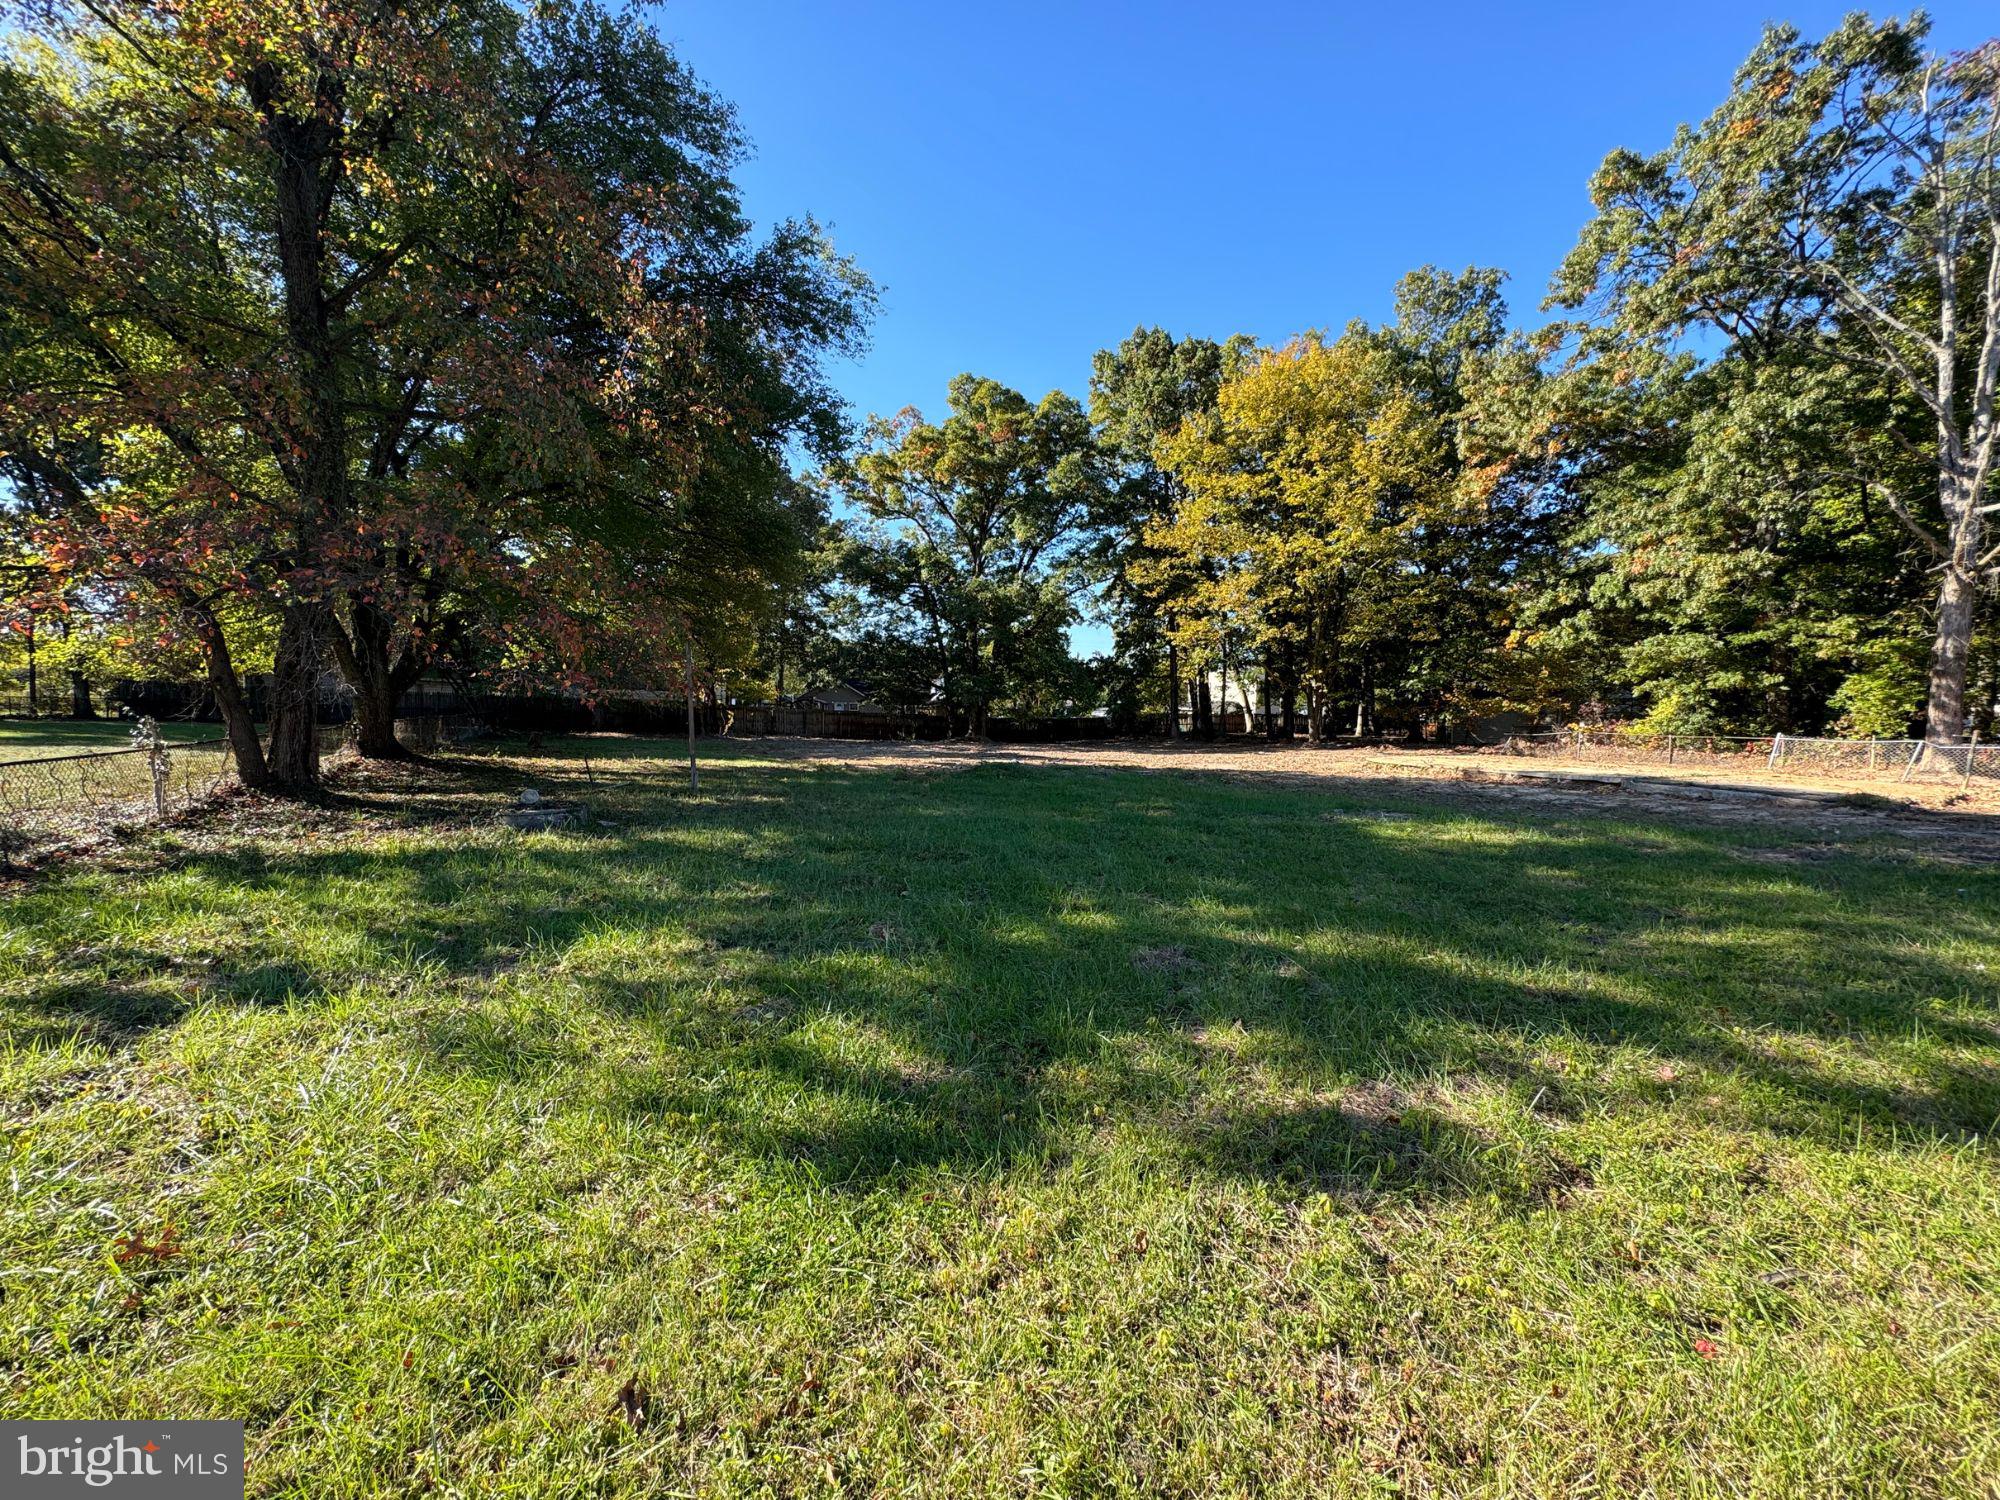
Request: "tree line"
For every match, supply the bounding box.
[3,9,1995,786]
[783,13,1998,746]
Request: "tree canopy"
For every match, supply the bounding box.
[1551,14,2000,740]
[829,377,1104,734]
[1,0,869,782]
[4,8,1994,755]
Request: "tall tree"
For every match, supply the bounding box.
[1362,267,1567,737]
[1150,333,1463,740]
[1554,15,2000,742]
[1086,328,1246,735]
[833,376,1103,736]
[1528,326,1946,734]
[0,0,865,784]
[1138,274,1555,744]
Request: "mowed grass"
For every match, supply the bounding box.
[2,738,1997,1497]
[0,716,220,761]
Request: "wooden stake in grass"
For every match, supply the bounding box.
[684,635,699,794]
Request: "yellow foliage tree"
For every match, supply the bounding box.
[1146,333,1470,739]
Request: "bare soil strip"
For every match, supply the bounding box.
[740,736,2000,857]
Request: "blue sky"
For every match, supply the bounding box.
[658,2,1992,421]
[651,2,1993,651]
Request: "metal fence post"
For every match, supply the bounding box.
[131,715,169,818]
[1901,741,1923,782]
[1964,731,1981,792]
[1767,733,1783,771]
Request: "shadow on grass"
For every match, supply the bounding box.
[6,746,1996,1198]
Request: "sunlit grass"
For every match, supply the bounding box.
[0,717,218,761]
[2,738,1996,1495]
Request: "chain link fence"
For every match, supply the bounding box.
[1495,730,1777,768]
[310,713,486,759]
[1490,729,1997,784]
[1769,734,1998,783]
[0,733,233,862]
[0,713,486,864]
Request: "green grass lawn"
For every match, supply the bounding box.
[0,716,222,761]
[3,738,1996,1496]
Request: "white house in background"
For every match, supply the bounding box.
[1169,669,1259,732]
[1209,670,1257,725]
[799,679,882,712]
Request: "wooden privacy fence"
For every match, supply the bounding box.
[723,705,1118,743]
[15,678,1132,743]
[725,705,951,740]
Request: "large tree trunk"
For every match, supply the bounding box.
[57,611,94,718]
[963,620,986,739]
[1263,650,1278,741]
[1196,675,1213,741]
[1925,561,1976,744]
[329,598,421,759]
[264,604,325,791]
[196,610,270,789]
[1165,639,1182,739]
[256,74,351,789]
[349,669,403,759]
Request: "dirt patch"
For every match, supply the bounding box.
[1733,844,1852,865]
[732,998,795,1025]
[1339,1080,1412,1127]
[743,736,2000,856]
[1132,944,1195,976]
